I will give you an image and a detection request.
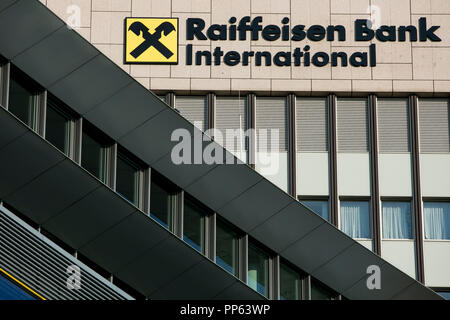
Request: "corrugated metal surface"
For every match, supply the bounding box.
[175,96,208,131]
[337,98,369,152]
[215,96,247,152]
[378,98,410,153]
[0,205,132,300]
[419,99,450,153]
[296,97,328,152]
[255,97,288,152]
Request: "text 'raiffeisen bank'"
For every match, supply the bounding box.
[185,16,441,68]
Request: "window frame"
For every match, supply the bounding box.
[339,197,372,240]
[380,198,414,240]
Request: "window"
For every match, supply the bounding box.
[248,242,270,297]
[419,99,450,153]
[116,149,142,206]
[81,123,110,182]
[45,95,73,155]
[424,202,450,240]
[216,219,239,276]
[0,274,37,300]
[378,99,410,153]
[382,201,412,239]
[311,278,336,300]
[340,201,371,239]
[183,195,208,253]
[337,98,369,152]
[215,96,248,162]
[296,97,328,152]
[301,200,329,221]
[175,96,208,131]
[8,66,39,128]
[279,262,303,300]
[150,173,177,230]
[437,291,450,300]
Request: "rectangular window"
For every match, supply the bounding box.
[424,202,450,240]
[311,278,336,300]
[382,201,412,239]
[337,98,369,152]
[255,97,288,152]
[216,219,239,276]
[419,99,450,153]
[175,96,208,131]
[183,195,208,254]
[215,96,248,162]
[279,262,303,300]
[296,97,328,152]
[248,242,270,297]
[301,200,329,221]
[116,149,142,206]
[150,172,177,231]
[378,98,410,153]
[45,95,73,155]
[8,66,39,128]
[81,124,110,182]
[340,201,371,239]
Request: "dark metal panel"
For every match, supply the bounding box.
[12,27,99,88]
[0,0,18,13]
[250,202,325,252]
[151,260,236,299]
[281,223,354,274]
[217,180,294,232]
[42,187,137,249]
[115,237,204,297]
[213,281,265,300]
[311,243,383,294]
[392,282,444,300]
[0,0,64,59]
[151,140,220,190]
[342,262,415,300]
[0,131,64,198]
[84,82,166,140]
[48,55,132,115]
[184,162,263,211]
[118,109,197,165]
[0,106,28,148]
[79,212,170,274]
[4,159,100,224]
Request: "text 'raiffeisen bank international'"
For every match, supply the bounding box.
[185,16,441,68]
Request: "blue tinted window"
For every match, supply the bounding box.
[302,200,329,221]
[0,274,36,300]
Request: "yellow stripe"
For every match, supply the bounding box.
[0,267,46,300]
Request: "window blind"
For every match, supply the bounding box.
[378,98,410,153]
[296,97,328,152]
[255,97,288,152]
[419,99,450,153]
[337,98,369,152]
[175,96,208,131]
[215,96,247,152]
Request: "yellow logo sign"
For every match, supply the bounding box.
[124,18,178,64]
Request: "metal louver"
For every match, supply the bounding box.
[0,205,132,300]
[378,98,410,153]
[296,97,329,152]
[419,99,450,153]
[255,97,288,152]
[337,98,369,152]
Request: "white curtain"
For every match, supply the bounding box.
[340,201,370,238]
[382,202,412,239]
[424,203,450,240]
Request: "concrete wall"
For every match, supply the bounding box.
[40,0,450,94]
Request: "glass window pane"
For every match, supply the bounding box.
[46,101,70,155]
[183,196,206,253]
[248,243,269,297]
[81,129,107,181]
[382,201,412,239]
[150,177,174,230]
[116,153,139,205]
[301,200,329,221]
[424,202,450,240]
[438,291,450,300]
[311,279,334,300]
[9,69,36,127]
[280,263,302,300]
[216,220,239,276]
[0,274,37,300]
[340,201,371,239]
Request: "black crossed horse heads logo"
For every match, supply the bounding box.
[128,21,176,60]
